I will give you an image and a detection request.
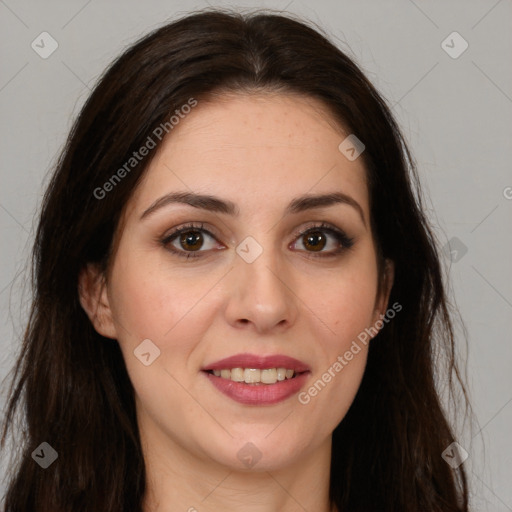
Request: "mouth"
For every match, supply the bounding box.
[204,367,305,385]
[201,353,311,405]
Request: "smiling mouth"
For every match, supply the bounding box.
[205,368,305,385]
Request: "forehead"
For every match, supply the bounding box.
[127,92,369,218]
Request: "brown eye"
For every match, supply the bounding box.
[162,222,353,260]
[161,223,220,258]
[179,230,204,251]
[302,231,327,252]
[291,224,355,257]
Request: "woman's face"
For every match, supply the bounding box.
[82,92,393,472]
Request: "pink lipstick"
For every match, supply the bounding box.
[202,353,311,405]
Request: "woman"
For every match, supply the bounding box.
[1,8,470,512]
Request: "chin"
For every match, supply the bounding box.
[207,434,312,473]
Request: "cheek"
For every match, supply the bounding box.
[298,261,377,424]
[107,247,225,398]
[107,256,209,418]
[301,285,373,431]
[109,248,211,341]
[315,263,379,349]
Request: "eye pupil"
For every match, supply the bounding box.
[304,231,326,252]
[180,231,203,251]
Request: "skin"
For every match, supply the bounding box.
[79,92,394,512]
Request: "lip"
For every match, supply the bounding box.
[202,353,311,373]
[201,353,311,405]
[203,371,310,405]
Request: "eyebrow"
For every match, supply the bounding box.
[140,191,366,227]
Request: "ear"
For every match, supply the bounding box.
[78,263,118,339]
[371,258,395,327]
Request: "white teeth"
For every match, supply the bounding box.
[220,369,231,379]
[261,368,277,384]
[210,367,297,384]
[230,368,244,382]
[244,368,260,383]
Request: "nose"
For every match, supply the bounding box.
[223,240,299,334]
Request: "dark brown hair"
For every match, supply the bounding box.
[1,8,469,511]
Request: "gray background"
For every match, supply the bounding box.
[1,0,511,510]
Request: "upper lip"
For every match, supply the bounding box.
[202,353,311,373]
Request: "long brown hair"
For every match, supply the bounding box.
[1,8,470,511]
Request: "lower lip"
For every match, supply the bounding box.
[203,371,310,405]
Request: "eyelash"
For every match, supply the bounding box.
[160,221,355,260]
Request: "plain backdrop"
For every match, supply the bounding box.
[1,1,511,510]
